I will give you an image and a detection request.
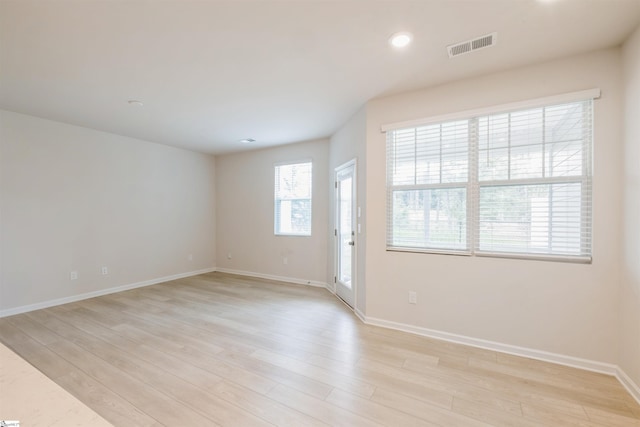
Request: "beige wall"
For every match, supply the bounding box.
[215,139,329,284]
[621,25,640,387]
[329,106,367,312]
[0,110,216,312]
[363,49,623,364]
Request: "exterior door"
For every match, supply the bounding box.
[335,160,356,308]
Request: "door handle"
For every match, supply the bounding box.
[348,241,355,246]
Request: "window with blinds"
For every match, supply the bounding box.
[274,161,312,236]
[386,95,593,262]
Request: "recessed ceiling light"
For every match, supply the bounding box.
[389,32,413,48]
[128,100,144,106]
[239,138,255,144]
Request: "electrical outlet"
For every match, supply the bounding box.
[283,257,288,265]
[188,254,193,261]
[408,291,417,304]
[227,252,232,259]
[101,266,108,275]
[70,271,78,280]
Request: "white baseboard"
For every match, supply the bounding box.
[326,281,336,294]
[214,267,329,289]
[3,266,637,405]
[360,314,640,404]
[362,314,620,375]
[219,269,640,400]
[0,267,216,318]
[617,367,640,405]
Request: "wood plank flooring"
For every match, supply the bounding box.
[1,272,638,426]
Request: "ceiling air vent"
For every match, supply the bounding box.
[447,32,497,58]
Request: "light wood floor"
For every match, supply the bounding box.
[1,272,638,427]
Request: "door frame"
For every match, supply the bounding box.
[334,158,357,309]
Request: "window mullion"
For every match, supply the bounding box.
[469,117,479,254]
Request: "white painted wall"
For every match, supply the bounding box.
[621,25,640,388]
[0,110,216,312]
[215,139,329,284]
[329,106,367,312]
[0,41,634,389]
[363,49,623,364]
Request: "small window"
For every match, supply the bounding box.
[274,161,312,236]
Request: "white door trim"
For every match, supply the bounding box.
[334,159,357,308]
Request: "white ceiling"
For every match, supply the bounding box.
[1,0,639,154]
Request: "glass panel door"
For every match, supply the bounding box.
[335,161,356,307]
[338,175,353,287]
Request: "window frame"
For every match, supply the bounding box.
[383,89,599,263]
[274,160,313,237]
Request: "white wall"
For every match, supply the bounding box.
[0,111,216,313]
[329,106,367,312]
[363,49,623,364]
[621,25,640,388]
[215,139,329,285]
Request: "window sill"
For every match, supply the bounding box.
[386,247,592,264]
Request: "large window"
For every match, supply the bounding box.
[274,161,312,236]
[386,93,594,262]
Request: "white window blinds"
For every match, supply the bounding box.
[274,161,312,236]
[387,121,470,251]
[386,94,594,262]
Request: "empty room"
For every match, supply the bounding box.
[1,0,640,426]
